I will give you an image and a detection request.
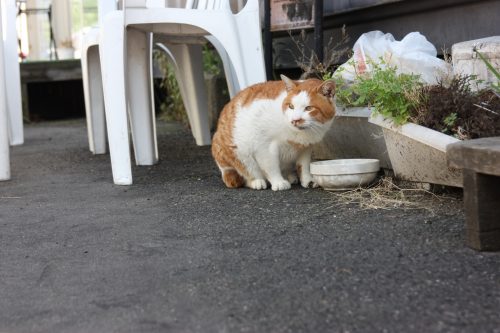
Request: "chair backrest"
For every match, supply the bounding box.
[125,0,187,8]
[124,0,245,11]
[98,0,119,26]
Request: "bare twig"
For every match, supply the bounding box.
[287,26,350,80]
[474,103,499,115]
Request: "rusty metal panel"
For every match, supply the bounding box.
[271,0,315,31]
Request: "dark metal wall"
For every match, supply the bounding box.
[323,0,402,15]
[270,0,500,71]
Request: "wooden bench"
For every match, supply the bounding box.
[447,137,500,251]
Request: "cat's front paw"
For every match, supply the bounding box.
[271,179,291,191]
[300,175,312,188]
[300,175,318,188]
[247,179,267,190]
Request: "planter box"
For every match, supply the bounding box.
[205,73,230,131]
[452,36,500,91]
[313,107,392,170]
[369,114,463,188]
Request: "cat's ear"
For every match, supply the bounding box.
[280,75,296,92]
[318,80,336,98]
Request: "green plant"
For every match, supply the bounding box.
[334,61,424,124]
[153,49,188,124]
[202,44,222,76]
[322,71,333,81]
[442,112,457,134]
[153,43,225,125]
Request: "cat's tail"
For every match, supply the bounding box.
[212,136,246,188]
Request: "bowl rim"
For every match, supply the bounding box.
[310,159,380,175]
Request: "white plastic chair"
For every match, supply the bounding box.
[100,0,266,184]
[1,0,23,146]
[82,1,240,156]
[0,6,11,180]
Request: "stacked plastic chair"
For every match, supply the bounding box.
[0,3,10,180]
[83,1,243,157]
[99,0,266,184]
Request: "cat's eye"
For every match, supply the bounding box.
[288,104,294,110]
[305,106,313,111]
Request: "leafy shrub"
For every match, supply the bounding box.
[411,76,500,139]
[153,44,224,125]
[203,44,223,76]
[333,61,424,124]
[153,49,187,124]
[333,61,500,138]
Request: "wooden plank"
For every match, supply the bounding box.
[467,229,500,252]
[447,137,500,176]
[463,170,500,232]
[462,169,500,251]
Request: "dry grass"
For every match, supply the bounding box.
[333,177,456,213]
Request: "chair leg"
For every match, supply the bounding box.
[206,36,239,98]
[82,45,107,154]
[202,28,251,90]
[127,29,158,165]
[0,12,10,180]
[100,11,133,185]
[4,0,23,146]
[0,102,9,181]
[164,43,211,146]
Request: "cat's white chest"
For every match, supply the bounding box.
[232,94,288,150]
[232,94,331,154]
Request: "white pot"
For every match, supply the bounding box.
[313,107,392,170]
[369,114,463,187]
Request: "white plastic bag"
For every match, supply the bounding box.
[336,31,451,85]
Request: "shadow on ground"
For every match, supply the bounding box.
[1,120,499,333]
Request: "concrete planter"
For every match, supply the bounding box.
[57,47,75,60]
[369,114,463,187]
[204,73,229,131]
[313,107,392,170]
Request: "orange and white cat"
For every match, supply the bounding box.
[212,75,336,191]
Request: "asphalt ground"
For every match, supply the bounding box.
[1,120,499,333]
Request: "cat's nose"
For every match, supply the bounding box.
[291,119,304,126]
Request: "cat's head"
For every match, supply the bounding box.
[281,75,336,131]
